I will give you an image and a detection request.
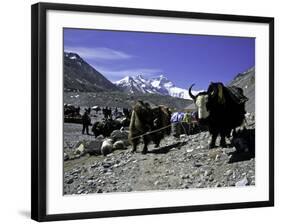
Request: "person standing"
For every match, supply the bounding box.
[82,109,91,135]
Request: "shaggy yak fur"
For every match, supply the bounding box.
[129,101,171,154]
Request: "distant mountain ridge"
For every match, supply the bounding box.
[114,75,202,100]
[229,67,255,112]
[64,52,119,92]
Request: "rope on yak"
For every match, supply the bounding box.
[130,123,172,141]
[130,121,192,150]
[130,121,197,149]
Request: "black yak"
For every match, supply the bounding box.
[189,82,248,148]
[129,101,171,154]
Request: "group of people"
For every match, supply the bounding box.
[81,106,131,135]
[170,111,201,137]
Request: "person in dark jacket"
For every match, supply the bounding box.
[82,109,91,135]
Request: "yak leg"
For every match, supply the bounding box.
[153,134,161,148]
[220,131,227,148]
[154,140,160,148]
[131,138,139,153]
[142,135,149,154]
[209,131,218,149]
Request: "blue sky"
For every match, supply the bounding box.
[64,28,255,90]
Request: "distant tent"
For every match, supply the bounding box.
[184,103,197,112]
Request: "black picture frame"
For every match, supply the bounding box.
[31,2,274,222]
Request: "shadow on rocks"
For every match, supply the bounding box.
[148,141,188,154]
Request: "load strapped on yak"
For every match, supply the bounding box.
[226,86,249,105]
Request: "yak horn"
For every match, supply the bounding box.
[188,84,196,100]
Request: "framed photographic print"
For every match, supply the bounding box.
[31,2,274,222]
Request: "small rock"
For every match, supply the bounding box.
[204,170,212,176]
[194,162,203,167]
[192,170,200,176]
[87,180,95,184]
[74,154,81,159]
[215,154,221,161]
[66,178,74,184]
[64,153,69,161]
[71,169,81,175]
[102,162,112,168]
[74,143,85,155]
[111,180,118,184]
[196,145,203,150]
[224,170,233,176]
[181,174,189,179]
[235,177,249,187]
[90,163,98,168]
[113,164,120,168]
[215,183,221,187]
[180,134,187,139]
[97,189,103,193]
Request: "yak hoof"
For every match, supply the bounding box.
[209,143,216,149]
[141,149,148,154]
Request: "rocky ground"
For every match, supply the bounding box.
[63,113,255,195]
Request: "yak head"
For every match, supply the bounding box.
[189,82,226,120]
[188,84,209,120]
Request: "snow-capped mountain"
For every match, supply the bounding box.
[114,75,202,100]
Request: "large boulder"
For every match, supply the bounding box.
[113,140,125,150]
[101,139,114,156]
